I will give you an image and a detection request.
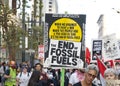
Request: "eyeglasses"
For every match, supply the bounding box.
[87,72,96,78]
[22,65,28,68]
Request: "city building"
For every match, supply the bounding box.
[97,11,120,39]
[42,0,58,21]
[16,0,58,64]
[97,11,120,61]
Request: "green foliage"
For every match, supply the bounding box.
[0,3,26,60]
[29,26,43,50]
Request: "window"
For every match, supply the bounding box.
[49,5,52,8]
[49,1,52,4]
[49,9,52,11]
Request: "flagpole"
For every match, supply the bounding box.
[60,68,65,86]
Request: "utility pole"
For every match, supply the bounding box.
[39,0,43,45]
[12,0,16,15]
[82,23,86,67]
[33,0,37,26]
[22,0,26,62]
[39,0,42,26]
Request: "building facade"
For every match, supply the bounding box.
[97,12,120,39]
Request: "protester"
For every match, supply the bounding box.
[0,62,6,85]
[0,62,6,74]
[16,64,31,86]
[105,62,111,68]
[34,63,43,71]
[4,60,17,86]
[52,69,60,86]
[115,62,120,77]
[68,69,85,86]
[73,64,99,86]
[27,70,41,86]
[104,68,118,80]
[65,69,71,86]
[46,68,54,82]
[33,63,54,86]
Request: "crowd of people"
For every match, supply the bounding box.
[0,61,60,86]
[0,60,120,86]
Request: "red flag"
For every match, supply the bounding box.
[85,47,91,64]
[97,57,107,86]
[97,57,106,77]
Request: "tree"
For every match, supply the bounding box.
[31,26,43,50]
[29,0,43,60]
[0,0,24,61]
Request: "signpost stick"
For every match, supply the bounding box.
[60,68,65,86]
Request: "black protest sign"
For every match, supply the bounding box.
[92,40,102,61]
[44,14,86,68]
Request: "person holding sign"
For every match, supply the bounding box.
[73,64,99,86]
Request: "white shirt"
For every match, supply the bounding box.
[17,72,31,86]
[0,66,4,75]
[69,72,79,85]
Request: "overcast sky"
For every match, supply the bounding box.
[57,0,120,50]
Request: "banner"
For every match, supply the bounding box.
[44,14,86,68]
[38,45,44,60]
[92,39,102,62]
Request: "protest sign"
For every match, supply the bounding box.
[44,14,86,68]
[102,33,120,61]
[92,39,102,62]
[38,45,44,60]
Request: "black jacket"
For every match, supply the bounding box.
[73,81,96,86]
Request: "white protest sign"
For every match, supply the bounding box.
[102,34,120,61]
[47,39,83,68]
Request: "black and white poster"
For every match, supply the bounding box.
[92,39,102,62]
[102,34,120,61]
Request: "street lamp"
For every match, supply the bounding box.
[22,0,26,62]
